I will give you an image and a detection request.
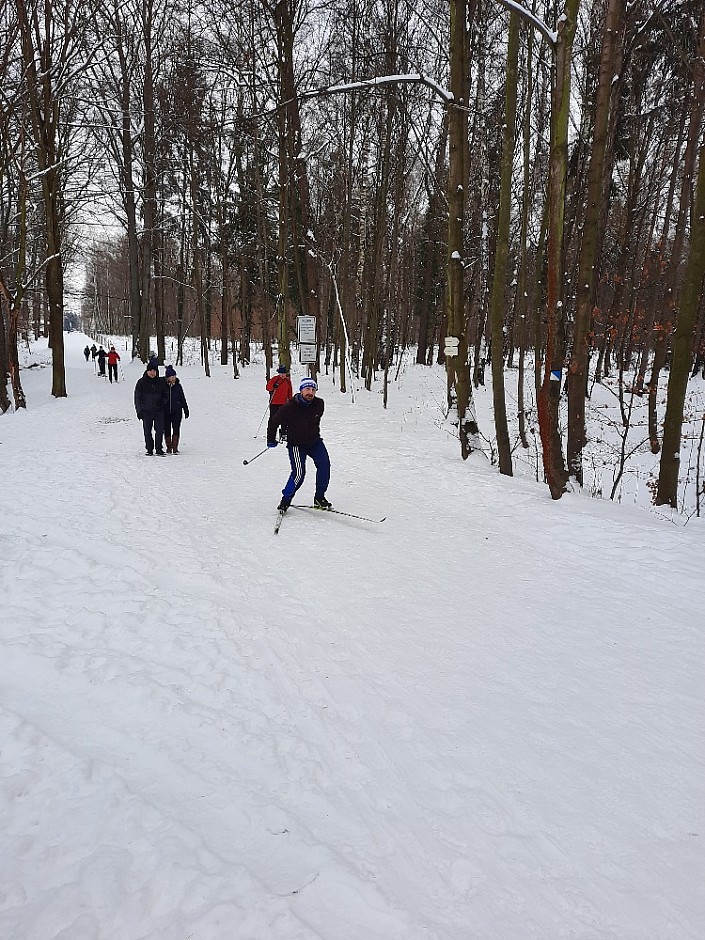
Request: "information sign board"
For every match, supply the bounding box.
[297,316,317,344]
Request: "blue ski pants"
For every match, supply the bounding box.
[282,440,330,500]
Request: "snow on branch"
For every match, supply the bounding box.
[493,0,557,45]
[295,73,454,107]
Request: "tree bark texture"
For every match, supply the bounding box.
[488,10,519,476]
[566,0,625,484]
[655,139,705,506]
[537,0,580,498]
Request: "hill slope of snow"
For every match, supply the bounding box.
[1,333,703,939]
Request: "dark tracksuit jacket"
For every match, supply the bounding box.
[267,395,324,448]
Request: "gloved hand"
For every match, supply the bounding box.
[267,441,278,448]
[137,412,143,420]
[184,409,189,419]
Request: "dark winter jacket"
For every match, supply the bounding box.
[134,372,169,416]
[267,394,324,448]
[97,347,107,362]
[164,379,189,417]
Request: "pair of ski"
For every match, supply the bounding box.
[274,504,386,534]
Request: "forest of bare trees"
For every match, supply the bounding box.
[1,0,703,507]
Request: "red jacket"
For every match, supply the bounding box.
[107,349,121,365]
[266,374,292,406]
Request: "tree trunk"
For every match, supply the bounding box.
[139,0,157,363]
[656,144,705,507]
[416,115,448,366]
[446,0,479,458]
[113,11,142,357]
[0,293,11,412]
[648,9,705,454]
[566,0,624,483]
[363,94,395,389]
[488,10,519,476]
[537,0,579,498]
[15,0,67,397]
[655,125,705,504]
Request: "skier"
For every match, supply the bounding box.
[265,365,292,441]
[90,343,98,360]
[267,377,332,512]
[107,346,121,383]
[83,345,90,362]
[163,365,189,454]
[134,358,169,455]
[96,345,108,376]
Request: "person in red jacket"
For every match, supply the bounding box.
[107,346,121,383]
[266,365,292,441]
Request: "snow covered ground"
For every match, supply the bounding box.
[1,332,703,939]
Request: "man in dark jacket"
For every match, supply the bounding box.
[267,377,332,512]
[134,358,169,455]
[96,345,108,375]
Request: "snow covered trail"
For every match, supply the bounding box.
[1,333,703,939]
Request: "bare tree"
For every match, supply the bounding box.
[14,0,91,397]
[537,0,579,499]
[566,0,625,484]
[487,9,520,476]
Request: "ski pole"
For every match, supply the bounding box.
[254,378,284,438]
[253,403,269,439]
[242,447,270,466]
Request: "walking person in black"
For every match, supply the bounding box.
[83,345,90,362]
[163,365,189,454]
[96,345,108,376]
[267,377,332,512]
[134,358,169,455]
[90,343,98,361]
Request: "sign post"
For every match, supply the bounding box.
[297,316,318,366]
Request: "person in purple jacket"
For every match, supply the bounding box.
[163,365,189,454]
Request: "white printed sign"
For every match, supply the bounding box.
[297,316,317,344]
[444,336,460,357]
[299,343,318,364]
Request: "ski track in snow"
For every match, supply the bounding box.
[0,334,703,939]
